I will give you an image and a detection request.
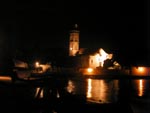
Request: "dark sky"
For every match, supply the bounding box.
[0,0,149,63]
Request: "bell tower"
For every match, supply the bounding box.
[69,24,80,56]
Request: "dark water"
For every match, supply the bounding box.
[0,76,150,113]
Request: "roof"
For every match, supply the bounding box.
[76,48,113,56]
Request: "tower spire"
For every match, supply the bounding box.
[75,24,78,29]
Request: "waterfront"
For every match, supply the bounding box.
[0,75,150,113]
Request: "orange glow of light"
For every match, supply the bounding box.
[98,80,106,102]
[138,79,144,97]
[87,79,92,98]
[132,67,148,76]
[70,48,73,50]
[35,61,40,67]
[0,76,12,81]
[86,79,109,103]
[138,67,144,72]
[87,68,93,73]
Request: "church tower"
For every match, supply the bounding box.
[69,24,80,56]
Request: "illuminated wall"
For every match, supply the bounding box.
[69,27,80,56]
[89,54,100,68]
[89,48,113,68]
[76,48,113,69]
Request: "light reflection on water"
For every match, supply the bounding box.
[139,79,144,97]
[86,79,119,103]
[35,87,44,98]
[1,77,150,113]
[65,78,150,103]
[66,78,119,103]
[87,79,92,98]
[66,80,75,93]
[132,79,150,97]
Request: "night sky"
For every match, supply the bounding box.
[0,0,149,64]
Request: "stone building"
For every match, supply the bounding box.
[68,24,120,69]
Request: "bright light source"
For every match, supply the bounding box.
[99,48,113,67]
[138,67,144,72]
[70,48,73,50]
[87,68,93,73]
[35,61,40,68]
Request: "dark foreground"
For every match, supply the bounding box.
[0,93,133,113]
[0,80,135,113]
[0,75,150,113]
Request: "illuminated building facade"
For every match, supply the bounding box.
[69,24,80,56]
[76,48,113,69]
[68,24,121,70]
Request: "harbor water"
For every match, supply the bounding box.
[0,75,150,113]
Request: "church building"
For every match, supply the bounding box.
[68,24,120,69]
